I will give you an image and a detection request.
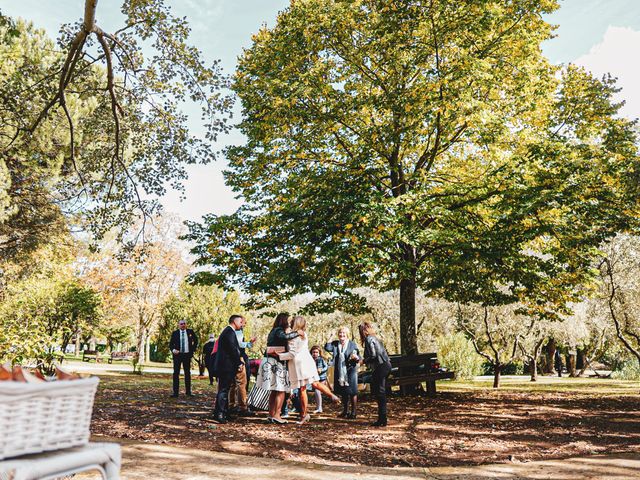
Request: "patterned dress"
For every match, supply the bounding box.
[255,327,299,393]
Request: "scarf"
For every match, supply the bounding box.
[337,341,349,387]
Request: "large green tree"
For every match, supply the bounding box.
[156,283,244,373]
[0,1,231,260]
[188,0,639,354]
[0,273,101,373]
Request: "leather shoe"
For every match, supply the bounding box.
[212,415,227,424]
[371,419,387,427]
[170,393,178,398]
[237,410,255,417]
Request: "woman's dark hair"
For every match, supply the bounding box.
[358,321,376,345]
[273,312,290,330]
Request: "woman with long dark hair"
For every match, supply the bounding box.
[255,313,303,424]
[359,321,392,427]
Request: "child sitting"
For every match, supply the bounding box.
[310,345,329,413]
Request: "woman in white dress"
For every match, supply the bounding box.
[277,316,338,424]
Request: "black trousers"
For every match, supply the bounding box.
[214,372,235,418]
[205,360,214,385]
[172,353,192,395]
[242,353,250,392]
[371,362,391,421]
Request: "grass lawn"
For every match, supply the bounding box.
[87,371,640,467]
[442,375,639,395]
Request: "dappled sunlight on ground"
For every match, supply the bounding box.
[90,373,640,468]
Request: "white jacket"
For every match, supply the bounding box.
[278,335,319,388]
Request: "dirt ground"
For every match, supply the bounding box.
[90,374,640,468]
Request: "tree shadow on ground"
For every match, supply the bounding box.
[91,374,640,468]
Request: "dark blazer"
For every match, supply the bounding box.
[169,328,198,357]
[203,340,215,365]
[214,325,242,378]
[363,335,391,369]
[325,340,360,395]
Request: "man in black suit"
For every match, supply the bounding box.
[212,314,244,423]
[169,319,198,397]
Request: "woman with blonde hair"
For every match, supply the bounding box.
[277,316,339,424]
[325,325,360,419]
[359,321,392,427]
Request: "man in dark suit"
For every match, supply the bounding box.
[213,314,244,423]
[169,319,198,397]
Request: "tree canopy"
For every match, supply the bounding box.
[0,1,231,259]
[188,0,640,354]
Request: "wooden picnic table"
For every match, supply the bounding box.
[359,353,454,396]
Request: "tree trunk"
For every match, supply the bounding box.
[74,330,81,356]
[145,336,151,363]
[577,349,585,370]
[568,351,577,377]
[546,338,556,374]
[137,327,147,364]
[83,0,98,32]
[529,338,544,382]
[493,364,501,389]
[530,357,538,382]
[399,275,418,356]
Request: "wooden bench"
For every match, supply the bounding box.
[360,353,454,396]
[82,350,103,363]
[107,352,135,364]
[389,353,454,395]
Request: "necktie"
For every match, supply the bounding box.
[181,331,186,352]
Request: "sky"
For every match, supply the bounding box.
[1,0,639,224]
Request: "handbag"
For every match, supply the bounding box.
[247,385,270,411]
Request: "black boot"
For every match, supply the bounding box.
[371,417,387,427]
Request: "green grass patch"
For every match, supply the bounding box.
[439,375,638,395]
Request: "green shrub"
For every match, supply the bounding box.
[436,332,484,380]
[613,360,640,380]
[482,360,525,375]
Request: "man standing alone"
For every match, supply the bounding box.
[213,314,244,423]
[169,320,198,397]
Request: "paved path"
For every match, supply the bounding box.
[79,439,640,480]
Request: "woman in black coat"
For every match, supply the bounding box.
[359,321,392,427]
[255,313,303,424]
[325,326,360,418]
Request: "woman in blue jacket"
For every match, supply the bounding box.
[325,326,360,418]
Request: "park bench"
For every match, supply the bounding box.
[360,353,454,396]
[107,352,135,364]
[82,350,104,363]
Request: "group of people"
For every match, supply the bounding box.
[169,313,392,428]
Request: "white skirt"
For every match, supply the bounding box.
[288,352,320,389]
[255,356,290,392]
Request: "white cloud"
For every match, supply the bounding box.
[574,26,640,121]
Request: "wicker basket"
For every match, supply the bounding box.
[0,376,99,460]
